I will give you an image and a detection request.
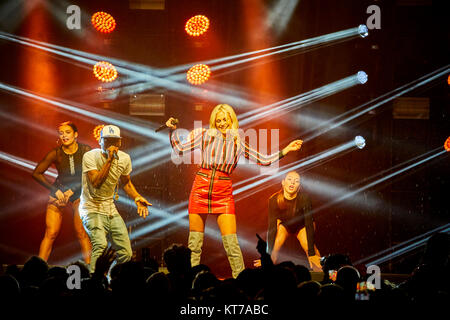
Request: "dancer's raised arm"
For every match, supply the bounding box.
[242,139,303,166]
[166,117,205,155]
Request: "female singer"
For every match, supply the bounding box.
[166,104,303,278]
[32,121,91,263]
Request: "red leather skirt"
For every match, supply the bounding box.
[188,168,235,215]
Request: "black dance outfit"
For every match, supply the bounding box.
[267,190,315,256]
[33,143,91,201]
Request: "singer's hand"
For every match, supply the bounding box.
[107,146,119,161]
[135,196,151,219]
[282,139,303,156]
[165,117,177,130]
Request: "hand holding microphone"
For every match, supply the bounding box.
[107,146,119,161]
[155,117,178,132]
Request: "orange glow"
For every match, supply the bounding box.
[448,74,450,86]
[91,12,116,33]
[241,1,281,103]
[20,1,57,97]
[186,64,211,85]
[93,125,105,142]
[185,15,210,36]
[93,61,118,82]
[19,0,59,140]
[445,136,450,152]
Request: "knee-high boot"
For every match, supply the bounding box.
[188,231,204,267]
[222,233,245,278]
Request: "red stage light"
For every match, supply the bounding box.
[445,136,450,152]
[93,61,118,82]
[185,15,210,36]
[93,125,104,141]
[91,12,116,33]
[186,64,211,85]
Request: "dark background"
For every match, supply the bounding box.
[0,0,448,277]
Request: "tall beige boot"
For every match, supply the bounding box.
[188,231,204,267]
[222,233,245,278]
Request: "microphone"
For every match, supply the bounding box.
[155,118,179,132]
[113,149,119,160]
[108,149,119,160]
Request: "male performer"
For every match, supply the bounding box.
[267,171,322,271]
[79,125,151,273]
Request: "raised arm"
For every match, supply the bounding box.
[85,147,115,189]
[170,127,205,155]
[241,140,285,166]
[241,139,302,166]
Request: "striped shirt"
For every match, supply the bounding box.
[170,128,284,174]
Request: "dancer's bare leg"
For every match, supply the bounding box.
[38,203,63,261]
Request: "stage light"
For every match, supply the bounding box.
[354,136,366,149]
[0,82,168,143]
[266,0,300,37]
[185,15,210,36]
[357,71,368,84]
[93,124,104,141]
[93,61,118,82]
[303,66,450,142]
[164,25,374,76]
[445,136,450,152]
[0,152,57,178]
[448,74,450,85]
[239,72,366,127]
[91,11,116,33]
[186,64,211,85]
[358,24,369,38]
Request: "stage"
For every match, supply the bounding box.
[0,0,448,298]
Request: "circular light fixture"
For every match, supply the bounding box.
[358,24,369,38]
[187,64,211,85]
[444,136,450,152]
[357,71,368,84]
[93,61,118,82]
[185,15,210,36]
[93,125,105,142]
[92,12,116,33]
[355,136,366,149]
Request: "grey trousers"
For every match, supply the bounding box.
[81,213,132,273]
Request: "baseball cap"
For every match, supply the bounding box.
[101,125,121,138]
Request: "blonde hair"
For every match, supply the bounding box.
[209,104,239,129]
[208,104,240,139]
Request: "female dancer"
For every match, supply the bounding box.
[166,104,303,278]
[32,121,91,263]
[267,171,322,271]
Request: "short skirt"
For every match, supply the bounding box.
[188,168,235,215]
